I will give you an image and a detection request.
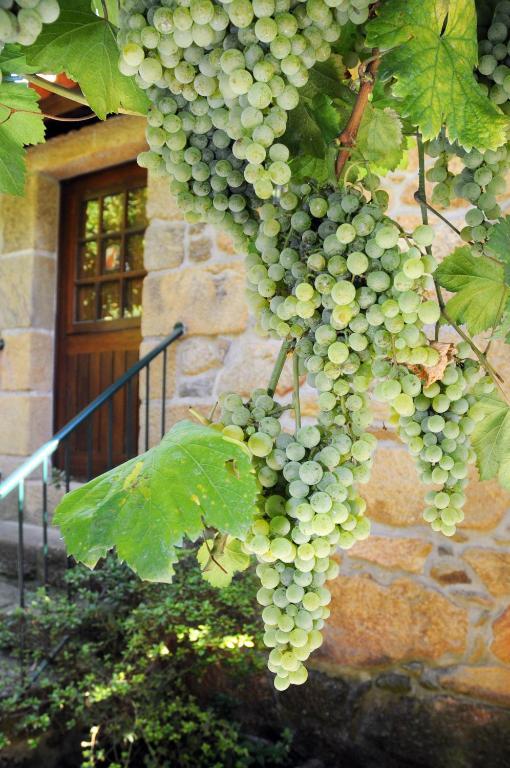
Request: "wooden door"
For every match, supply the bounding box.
[55,163,148,479]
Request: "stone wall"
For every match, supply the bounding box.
[0,118,510,739]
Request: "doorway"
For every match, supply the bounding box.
[55,162,148,478]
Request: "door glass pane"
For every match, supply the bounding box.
[125,234,144,271]
[103,237,122,273]
[102,193,124,233]
[124,278,143,318]
[83,199,99,238]
[127,188,147,228]
[100,282,121,320]
[77,286,96,321]
[78,241,97,277]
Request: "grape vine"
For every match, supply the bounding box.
[4,0,510,691]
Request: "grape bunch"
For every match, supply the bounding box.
[394,354,492,537]
[247,182,439,359]
[219,388,372,690]
[138,88,262,248]
[477,1,510,113]
[426,136,507,244]
[0,0,59,50]
[118,0,341,201]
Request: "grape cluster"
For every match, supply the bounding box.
[477,1,510,113]
[219,388,371,690]
[395,355,492,536]
[0,0,59,49]
[426,136,507,244]
[119,0,341,201]
[247,183,439,357]
[138,88,262,248]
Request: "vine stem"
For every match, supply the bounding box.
[335,51,381,178]
[293,352,301,434]
[25,74,146,117]
[415,134,509,404]
[267,340,292,396]
[0,102,97,124]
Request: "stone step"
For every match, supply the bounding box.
[0,521,67,584]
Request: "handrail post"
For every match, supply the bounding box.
[17,481,25,610]
[42,458,49,589]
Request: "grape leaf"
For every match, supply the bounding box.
[53,420,258,583]
[0,82,45,195]
[23,0,148,119]
[435,246,509,334]
[351,104,405,173]
[283,58,353,160]
[471,393,510,488]
[290,147,337,184]
[366,0,508,149]
[485,217,510,284]
[197,535,250,588]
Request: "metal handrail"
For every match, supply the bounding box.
[0,322,184,500]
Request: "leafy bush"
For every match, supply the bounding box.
[0,557,291,767]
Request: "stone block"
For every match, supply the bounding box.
[320,574,468,667]
[491,607,510,664]
[363,445,424,527]
[28,116,147,180]
[178,373,216,399]
[0,330,53,391]
[143,220,186,271]
[179,336,229,376]
[348,536,432,574]
[142,263,248,337]
[138,401,214,451]
[430,563,472,586]
[138,339,177,401]
[146,173,182,221]
[1,173,59,253]
[0,393,52,455]
[0,252,56,330]
[216,338,294,398]
[440,666,510,705]
[463,548,510,597]
[461,472,509,531]
[188,225,214,262]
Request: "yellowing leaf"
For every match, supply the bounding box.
[197,535,251,588]
[366,0,507,149]
[352,104,405,173]
[53,421,258,583]
[435,246,509,334]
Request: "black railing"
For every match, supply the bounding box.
[0,322,185,611]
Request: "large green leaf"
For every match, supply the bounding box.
[435,246,509,334]
[53,421,258,583]
[366,0,507,149]
[471,393,510,488]
[23,0,148,119]
[0,82,45,195]
[197,535,251,588]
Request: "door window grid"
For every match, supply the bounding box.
[76,186,147,322]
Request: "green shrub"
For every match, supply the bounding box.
[0,557,292,767]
